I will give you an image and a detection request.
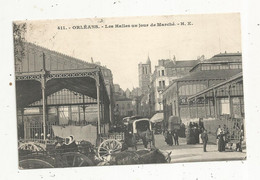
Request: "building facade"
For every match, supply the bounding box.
[115,98,135,118]
[150,58,198,114]
[162,52,243,123]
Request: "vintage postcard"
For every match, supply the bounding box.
[14,13,246,169]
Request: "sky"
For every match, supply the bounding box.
[20,13,241,91]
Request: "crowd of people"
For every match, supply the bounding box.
[216,123,244,152]
[162,117,245,154]
[186,119,205,144]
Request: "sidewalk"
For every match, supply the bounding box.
[154,135,246,163]
[169,144,246,163]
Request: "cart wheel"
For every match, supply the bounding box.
[60,152,95,167]
[18,142,46,152]
[98,139,122,161]
[19,159,54,169]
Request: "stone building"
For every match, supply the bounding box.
[150,58,198,114]
[138,56,152,95]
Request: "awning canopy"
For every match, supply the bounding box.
[150,113,164,123]
[16,69,110,108]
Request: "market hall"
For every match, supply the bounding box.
[16,42,113,144]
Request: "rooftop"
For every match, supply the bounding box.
[163,69,242,93]
[189,52,242,72]
[177,69,242,81]
[21,41,110,71]
[157,59,199,68]
[205,52,242,62]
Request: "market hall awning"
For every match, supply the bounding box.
[16,69,110,108]
[187,72,243,118]
[187,72,243,101]
[150,113,164,123]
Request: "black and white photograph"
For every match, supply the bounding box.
[13,13,247,169]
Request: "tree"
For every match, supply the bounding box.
[13,23,27,65]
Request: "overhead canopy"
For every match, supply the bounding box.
[16,69,110,108]
[150,113,164,123]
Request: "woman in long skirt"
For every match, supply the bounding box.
[165,131,173,146]
[218,132,225,152]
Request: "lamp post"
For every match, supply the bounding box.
[132,98,136,116]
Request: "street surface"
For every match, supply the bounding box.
[137,134,246,163]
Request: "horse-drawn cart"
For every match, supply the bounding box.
[18,117,156,169]
[97,117,155,161]
[18,139,96,169]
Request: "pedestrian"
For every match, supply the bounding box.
[218,131,225,152]
[194,127,199,144]
[189,122,193,128]
[173,131,179,145]
[201,129,208,152]
[165,131,173,146]
[236,129,244,152]
[199,118,205,130]
[216,125,221,148]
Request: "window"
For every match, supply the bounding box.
[211,65,220,70]
[162,70,165,76]
[162,80,165,88]
[220,98,230,115]
[159,81,162,87]
[219,64,229,70]
[202,65,211,70]
[230,64,242,69]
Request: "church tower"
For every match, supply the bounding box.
[138,56,152,95]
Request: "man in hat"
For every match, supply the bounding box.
[201,129,208,152]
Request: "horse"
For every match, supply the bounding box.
[106,148,172,165]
